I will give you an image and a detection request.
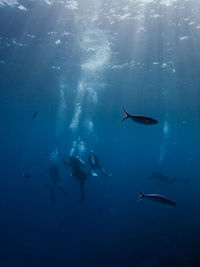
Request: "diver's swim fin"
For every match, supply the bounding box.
[57,185,67,197]
[80,182,85,201]
[87,171,98,177]
[50,186,56,205]
[122,107,130,122]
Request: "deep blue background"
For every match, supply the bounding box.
[0,0,200,266]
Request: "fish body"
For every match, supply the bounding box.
[122,108,158,125]
[138,190,176,207]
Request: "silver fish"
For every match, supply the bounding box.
[122,107,158,125]
[138,190,176,207]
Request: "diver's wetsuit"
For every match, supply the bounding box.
[49,164,67,204]
[64,156,87,200]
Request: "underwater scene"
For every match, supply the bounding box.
[0,0,200,266]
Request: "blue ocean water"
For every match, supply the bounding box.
[0,0,200,266]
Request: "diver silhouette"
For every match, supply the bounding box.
[88,150,112,177]
[151,171,186,184]
[45,164,67,205]
[63,155,88,201]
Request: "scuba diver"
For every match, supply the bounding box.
[151,171,186,184]
[63,155,89,201]
[45,163,67,204]
[88,150,112,177]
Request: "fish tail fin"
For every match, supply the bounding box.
[122,107,130,122]
[138,190,145,201]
